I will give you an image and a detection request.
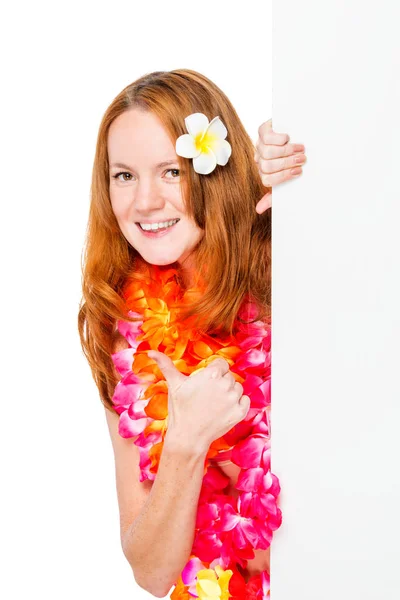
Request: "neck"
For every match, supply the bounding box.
[177,265,197,289]
[177,253,199,289]
[135,256,199,290]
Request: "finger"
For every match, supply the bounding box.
[258,153,307,175]
[260,166,303,188]
[258,119,290,146]
[255,191,272,214]
[147,350,185,385]
[256,140,305,160]
[238,394,251,417]
[207,357,231,379]
[258,118,272,134]
[233,381,244,397]
[223,372,238,391]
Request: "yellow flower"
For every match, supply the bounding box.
[195,566,233,600]
[176,112,232,175]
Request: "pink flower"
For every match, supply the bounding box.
[117,312,144,347]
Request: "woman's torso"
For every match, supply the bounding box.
[112,332,270,583]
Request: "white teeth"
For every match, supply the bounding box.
[139,218,179,231]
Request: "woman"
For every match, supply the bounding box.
[78,69,306,599]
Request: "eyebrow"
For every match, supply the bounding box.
[110,160,179,170]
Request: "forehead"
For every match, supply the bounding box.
[107,108,176,163]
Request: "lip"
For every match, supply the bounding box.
[136,218,180,224]
[135,220,179,238]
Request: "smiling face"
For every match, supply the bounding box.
[107,108,204,269]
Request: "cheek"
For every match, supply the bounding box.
[169,183,188,208]
[110,191,130,220]
[190,224,204,244]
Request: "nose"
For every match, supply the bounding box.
[134,177,165,213]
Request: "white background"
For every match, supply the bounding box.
[0,1,270,598]
[1,1,399,599]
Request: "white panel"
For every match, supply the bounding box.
[271,2,400,598]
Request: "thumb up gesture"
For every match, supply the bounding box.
[147,350,250,452]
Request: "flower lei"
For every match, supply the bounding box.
[111,263,282,600]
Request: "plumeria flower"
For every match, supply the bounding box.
[181,557,233,599]
[176,112,232,175]
[196,566,233,600]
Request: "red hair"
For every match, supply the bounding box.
[77,69,271,411]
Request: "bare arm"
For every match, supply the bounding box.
[105,408,208,598]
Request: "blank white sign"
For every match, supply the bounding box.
[271,2,400,598]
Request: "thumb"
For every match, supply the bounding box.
[255,191,272,214]
[147,350,186,387]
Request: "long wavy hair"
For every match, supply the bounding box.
[78,69,271,412]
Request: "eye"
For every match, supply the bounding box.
[112,172,133,182]
[165,168,180,179]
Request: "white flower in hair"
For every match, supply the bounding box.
[175,112,232,175]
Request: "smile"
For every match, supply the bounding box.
[135,219,180,238]
[138,218,180,231]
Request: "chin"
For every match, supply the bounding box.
[148,258,178,266]
[137,251,184,267]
